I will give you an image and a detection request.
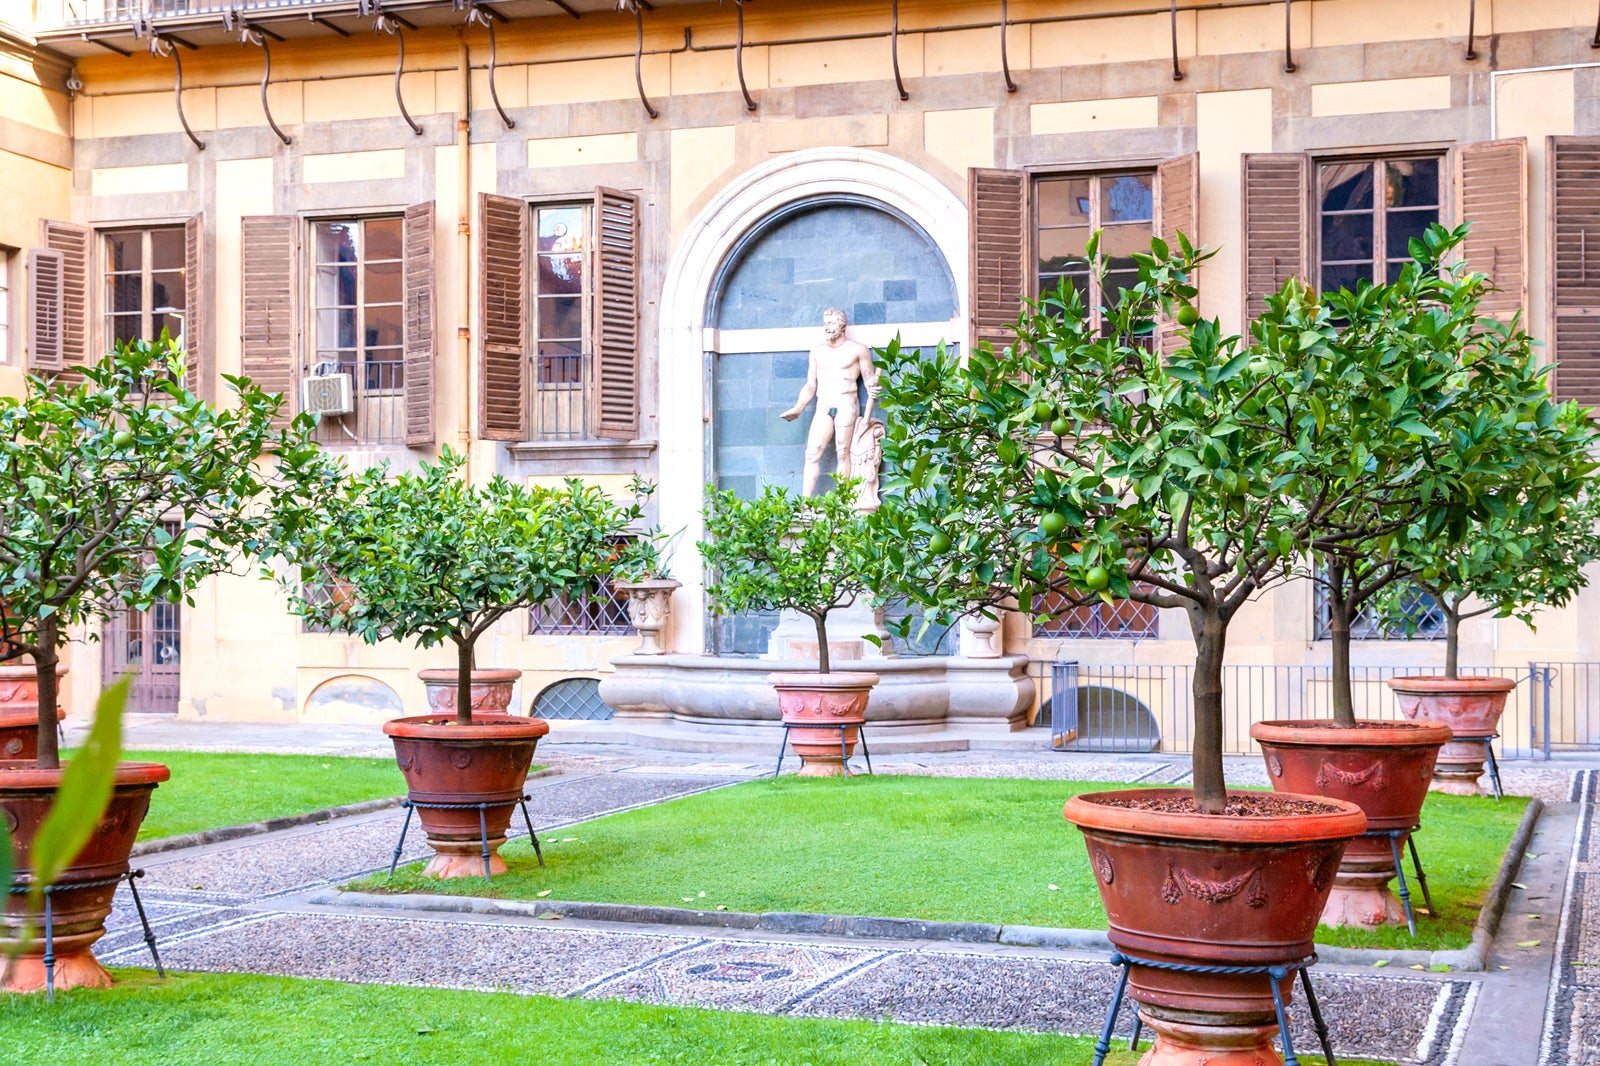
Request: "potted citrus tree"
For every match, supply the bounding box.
[875,235,1366,1066]
[0,337,336,990]
[698,481,881,776]
[281,449,643,877]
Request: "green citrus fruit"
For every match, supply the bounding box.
[928,531,952,554]
[1176,303,1201,328]
[1040,512,1068,538]
[1085,566,1111,591]
[111,430,134,448]
[1032,401,1056,424]
[1049,417,1071,438]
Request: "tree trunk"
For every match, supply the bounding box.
[1325,562,1357,728]
[36,615,61,769]
[812,613,830,675]
[1188,602,1228,814]
[456,637,475,727]
[1444,598,1462,680]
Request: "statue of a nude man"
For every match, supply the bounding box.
[781,307,880,497]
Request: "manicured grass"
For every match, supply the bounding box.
[356,775,1526,954]
[0,969,1380,1065]
[118,750,406,842]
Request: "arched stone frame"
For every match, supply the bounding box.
[656,148,969,654]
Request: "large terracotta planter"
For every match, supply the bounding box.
[1064,787,1366,1066]
[1251,719,1452,928]
[616,578,681,655]
[382,713,549,878]
[1388,676,1514,795]
[417,668,520,717]
[768,671,878,777]
[0,665,67,760]
[0,760,170,992]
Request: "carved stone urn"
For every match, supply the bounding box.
[417,668,520,716]
[1064,788,1366,1066]
[1251,719,1452,927]
[0,664,67,761]
[1388,676,1514,795]
[615,578,681,655]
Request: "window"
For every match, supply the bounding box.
[1035,171,1156,330]
[309,217,405,445]
[1313,581,1444,640]
[531,202,591,440]
[530,582,632,636]
[104,227,186,348]
[1317,156,1441,292]
[1033,586,1159,640]
[0,247,12,362]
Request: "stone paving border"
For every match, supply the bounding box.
[128,768,560,858]
[319,795,1541,974]
[1539,769,1595,1066]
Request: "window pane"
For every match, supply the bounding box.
[1099,222,1154,260]
[1104,269,1141,306]
[538,296,584,340]
[1320,162,1375,212]
[538,253,584,295]
[1321,212,1374,264]
[364,218,403,261]
[1037,178,1091,227]
[1322,261,1371,293]
[105,232,142,272]
[149,228,184,270]
[109,314,142,345]
[364,259,402,305]
[364,358,403,392]
[1103,174,1154,224]
[109,274,142,314]
[1386,207,1440,260]
[152,309,182,342]
[1386,158,1439,208]
[315,223,358,264]
[363,304,403,350]
[151,270,184,312]
[316,307,358,349]
[316,264,358,308]
[1038,228,1089,271]
[537,207,586,250]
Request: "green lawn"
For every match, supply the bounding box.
[356,775,1526,953]
[120,750,406,842]
[0,969,1380,1065]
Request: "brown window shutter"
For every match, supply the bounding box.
[591,187,641,441]
[1454,138,1528,322]
[26,248,64,372]
[403,201,436,447]
[1154,152,1200,357]
[1241,153,1310,321]
[967,167,1027,355]
[184,212,207,398]
[1549,136,1600,407]
[478,192,528,442]
[240,215,299,429]
[39,219,90,369]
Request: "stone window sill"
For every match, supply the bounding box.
[507,440,657,463]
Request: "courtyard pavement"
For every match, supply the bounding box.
[77,718,1600,1064]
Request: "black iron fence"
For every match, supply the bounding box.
[1032,660,1600,760]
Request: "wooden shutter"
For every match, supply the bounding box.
[240,215,299,429]
[403,201,435,447]
[184,212,207,398]
[1454,138,1528,322]
[967,168,1027,355]
[39,219,90,369]
[478,192,528,442]
[1241,153,1310,321]
[26,248,64,371]
[1549,137,1600,407]
[1154,152,1200,357]
[591,187,641,441]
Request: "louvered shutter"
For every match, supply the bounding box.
[184,212,207,397]
[967,168,1027,355]
[240,215,299,429]
[1454,138,1528,322]
[478,192,528,442]
[1154,152,1200,356]
[39,219,90,369]
[1241,154,1310,320]
[403,201,435,446]
[591,187,641,441]
[26,248,64,371]
[1549,137,1600,407]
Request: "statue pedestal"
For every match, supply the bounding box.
[765,602,896,661]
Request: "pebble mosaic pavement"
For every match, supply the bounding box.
[85,749,1583,1064]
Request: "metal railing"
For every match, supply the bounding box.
[531,352,588,441]
[1032,660,1600,760]
[45,0,340,27]
[309,361,406,447]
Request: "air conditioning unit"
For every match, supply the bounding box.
[301,372,355,416]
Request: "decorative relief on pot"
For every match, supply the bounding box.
[1307,854,1337,893]
[450,749,473,769]
[396,754,413,771]
[1316,761,1385,791]
[2,737,20,756]
[1,808,16,833]
[1267,753,1283,778]
[1094,850,1114,885]
[1162,864,1267,908]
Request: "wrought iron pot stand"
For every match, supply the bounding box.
[7,868,164,1002]
[387,793,543,883]
[772,722,873,778]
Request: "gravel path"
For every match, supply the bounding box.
[1543,769,1600,1064]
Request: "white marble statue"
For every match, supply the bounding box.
[781,307,882,498]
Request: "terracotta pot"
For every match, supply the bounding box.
[1064,787,1366,1066]
[768,671,878,777]
[1251,719,1451,928]
[382,714,550,878]
[417,668,521,717]
[0,760,170,992]
[616,578,681,655]
[1388,676,1514,795]
[0,664,68,760]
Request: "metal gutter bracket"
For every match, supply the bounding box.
[460,1,516,129]
[618,0,659,119]
[1001,0,1017,92]
[150,35,205,151]
[237,23,292,145]
[374,13,425,136]
[891,0,909,101]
